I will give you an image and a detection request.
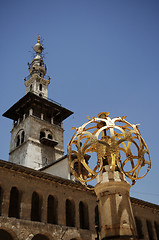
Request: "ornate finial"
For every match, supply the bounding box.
[34,36,43,54]
[98,112,110,118]
[67,112,151,187]
[37,35,40,43]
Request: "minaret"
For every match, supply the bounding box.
[3,36,73,169]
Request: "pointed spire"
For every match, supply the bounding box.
[26,36,47,79]
[24,36,50,98]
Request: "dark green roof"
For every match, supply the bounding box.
[3,92,73,123]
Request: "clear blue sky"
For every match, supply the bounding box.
[1,0,159,205]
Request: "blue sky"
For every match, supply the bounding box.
[1,0,159,205]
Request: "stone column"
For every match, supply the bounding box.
[75,200,80,228]
[58,196,66,226]
[94,166,137,240]
[21,191,32,220]
[41,195,47,223]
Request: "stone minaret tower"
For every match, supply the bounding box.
[3,36,73,169]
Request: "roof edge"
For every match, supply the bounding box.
[39,154,68,171]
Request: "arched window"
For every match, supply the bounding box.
[135,217,144,239]
[79,201,89,229]
[32,234,49,240]
[154,221,159,239]
[8,187,20,218]
[47,195,58,224]
[0,186,2,216]
[0,229,14,240]
[16,135,20,147]
[16,130,25,147]
[48,134,52,140]
[146,220,155,240]
[30,84,32,91]
[39,84,42,91]
[40,131,45,139]
[66,199,75,227]
[21,131,25,144]
[31,192,41,222]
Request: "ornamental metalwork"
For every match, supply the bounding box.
[67,112,151,186]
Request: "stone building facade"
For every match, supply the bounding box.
[1,37,159,239]
[0,159,159,240]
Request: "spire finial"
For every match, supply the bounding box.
[34,36,43,54]
[37,35,40,43]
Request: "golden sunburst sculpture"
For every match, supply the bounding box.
[67,112,151,187]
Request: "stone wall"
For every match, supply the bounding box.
[0,160,96,240]
[0,160,158,240]
[9,115,64,169]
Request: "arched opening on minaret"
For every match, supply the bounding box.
[16,135,20,147]
[39,84,42,91]
[16,130,25,147]
[21,131,25,144]
[66,198,75,227]
[40,131,45,139]
[48,134,52,140]
[8,187,20,218]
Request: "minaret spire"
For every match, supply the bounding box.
[37,35,40,43]
[24,36,50,98]
[34,35,44,59]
